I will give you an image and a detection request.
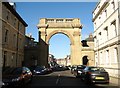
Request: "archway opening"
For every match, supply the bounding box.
[48,33,71,67]
[82,56,89,65]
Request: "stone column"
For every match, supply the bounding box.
[71,28,82,65]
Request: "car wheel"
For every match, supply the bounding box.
[76,75,78,78]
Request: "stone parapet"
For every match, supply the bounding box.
[37,18,82,28]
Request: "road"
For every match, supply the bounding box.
[26,70,119,88]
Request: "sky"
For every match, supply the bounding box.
[16,2,97,59]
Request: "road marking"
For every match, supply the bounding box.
[56,74,60,85]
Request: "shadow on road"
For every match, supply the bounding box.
[25,74,119,88]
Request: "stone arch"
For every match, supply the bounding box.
[37,18,83,66]
[46,30,74,45]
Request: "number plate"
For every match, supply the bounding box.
[95,77,104,79]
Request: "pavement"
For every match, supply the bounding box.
[110,76,120,87]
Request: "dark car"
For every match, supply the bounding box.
[81,66,109,84]
[73,65,86,78]
[71,65,77,74]
[2,67,32,88]
[45,67,53,73]
[33,66,47,75]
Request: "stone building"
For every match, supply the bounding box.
[81,34,95,66]
[65,55,71,66]
[1,2,28,67]
[48,54,57,67]
[93,0,120,78]
[56,58,66,66]
[24,35,39,67]
[55,55,70,66]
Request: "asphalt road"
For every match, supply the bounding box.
[25,70,119,88]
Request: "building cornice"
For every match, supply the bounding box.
[92,1,100,14]
[82,47,94,51]
[3,2,28,27]
[93,8,118,33]
[37,18,82,29]
[94,40,120,51]
[92,1,109,22]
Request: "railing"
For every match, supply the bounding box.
[46,18,73,23]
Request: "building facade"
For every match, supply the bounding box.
[65,55,71,66]
[56,58,66,66]
[93,0,120,78]
[1,2,27,67]
[48,54,58,67]
[56,55,71,66]
[24,35,39,67]
[81,34,95,66]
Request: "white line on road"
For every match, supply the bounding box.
[56,74,60,85]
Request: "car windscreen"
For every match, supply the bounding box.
[77,66,86,69]
[35,67,44,70]
[12,68,22,75]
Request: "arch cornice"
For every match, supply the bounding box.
[46,30,74,45]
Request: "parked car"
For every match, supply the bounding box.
[46,67,53,73]
[81,66,109,84]
[73,65,86,78]
[2,67,32,88]
[66,65,71,70]
[29,65,53,75]
[71,65,77,74]
[32,66,48,75]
